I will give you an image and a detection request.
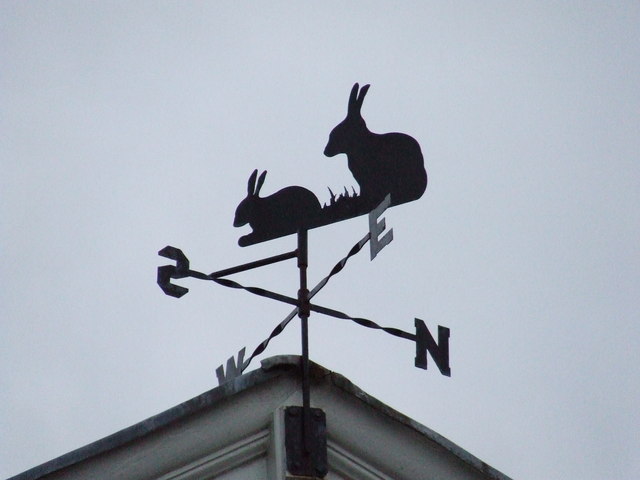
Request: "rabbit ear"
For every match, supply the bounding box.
[348,83,360,114]
[355,84,370,111]
[255,170,267,195]
[248,169,258,195]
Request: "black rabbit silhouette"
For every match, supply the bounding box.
[234,170,321,246]
[324,83,427,209]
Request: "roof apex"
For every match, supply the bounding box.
[9,355,512,480]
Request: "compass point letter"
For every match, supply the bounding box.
[415,319,451,376]
[369,194,394,260]
[216,347,247,385]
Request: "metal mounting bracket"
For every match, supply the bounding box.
[284,406,327,478]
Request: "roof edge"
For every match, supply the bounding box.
[325,366,513,480]
[8,355,512,480]
[262,356,512,480]
[8,357,295,480]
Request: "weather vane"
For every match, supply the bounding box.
[157,83,450,478]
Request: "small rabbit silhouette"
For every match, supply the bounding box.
[234,169,321,245]
[324,83,427,209]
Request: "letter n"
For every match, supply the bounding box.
[415,319,451,377]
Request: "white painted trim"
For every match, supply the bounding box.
[268,408,287,480]
[156,429,269,480]
[328,441,394,480]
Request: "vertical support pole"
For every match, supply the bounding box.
[297,229,312,454]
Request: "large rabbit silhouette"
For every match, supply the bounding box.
[324,83,427,209]
[234,169,321,246]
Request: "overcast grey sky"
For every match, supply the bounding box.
[2,3,639,479]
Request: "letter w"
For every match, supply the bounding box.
[216,348,246,385]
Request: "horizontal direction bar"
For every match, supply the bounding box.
[210,250,298,278]
[309,303,416,341]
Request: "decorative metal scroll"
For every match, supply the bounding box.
[233,83,427,246]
